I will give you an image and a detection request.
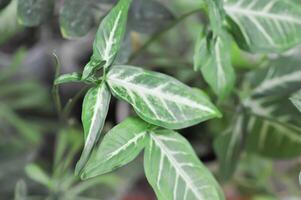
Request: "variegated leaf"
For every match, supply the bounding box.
[82,0,131,79]
[290,89,301,113]
[249,57,301,98]
[214,114,245,181]
[81,117,150,179]
[245,114,301,158]
[224,0,301,52]
[54,72,82,85]
[107,65,221,129]
[194,31,235,99]
[144,130,224,200]
[75,83,111,174]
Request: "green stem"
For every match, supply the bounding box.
[129,7,207,62]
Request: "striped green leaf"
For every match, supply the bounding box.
[194,31,235,99]
[107,65,221,130]
[249,57,301,98]
[75,83,111,174]
[290,89,301,113]
[214,114,246,181]
[82,0,131,79]
[82,117,150,179]
[54,72,82,85]
[243,94,301,158]
[245,114,301,158]
[224,0,301,53]
[144,130,224,200]
[17,0,53,26]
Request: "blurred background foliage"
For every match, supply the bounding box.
[0,0,300,199]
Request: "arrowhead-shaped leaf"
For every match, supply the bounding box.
[17,0,54,26]
[82,0,131,79]
[59,0,95,38]
[194,31,235,99]
[82,117,150,179]
[75,83,111,174]
[144,130,224,200]
[107,65,221,130]
[224,0,301,53]
[214,115,246,181]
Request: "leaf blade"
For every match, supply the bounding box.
[107,65,221,129]
[82,117,150,179]
[144,130,224,200]
[75,83,111,175]
[224,0,301,52]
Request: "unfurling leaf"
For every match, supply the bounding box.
[107,65,221,130]
[75,83,111,175]
[82,0,131,79]
[224,0,301,53]
[59,0,95,38]
[144,130,224,200]
[194,31,235,99]
[17,0,54,26]
[82,117,150,179]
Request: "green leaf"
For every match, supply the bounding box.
[214,114,245,181]
[107,65,221,130]
[144,130,224,200]
[245,114,301,158]
[82,0,131,79]
[25,164,51,187]
[205,0,224,34]
[59,0,95,38]
[128,0,175,34]
[224,0,301,53]
[0,0,22,45]
[194,31,235,99]
[14,180,27,200]
[248,56,301,98]
[17,0,54,26]
[54,72,82,85]
[75,83,111,175]
[82,117,150,179]
[290,89,301,113]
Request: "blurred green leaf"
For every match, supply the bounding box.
[0,0,22,44]
[54,72,83,85]
[14,180,27,200]
[214,114,246,181]
[25,164,51,188]
[128,0,175,34]
[59,0,95,38]
[290,89,301,113]
[17,0,54,26]
[194,30,235,99]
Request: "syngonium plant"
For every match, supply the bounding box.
[53,0,301,199]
